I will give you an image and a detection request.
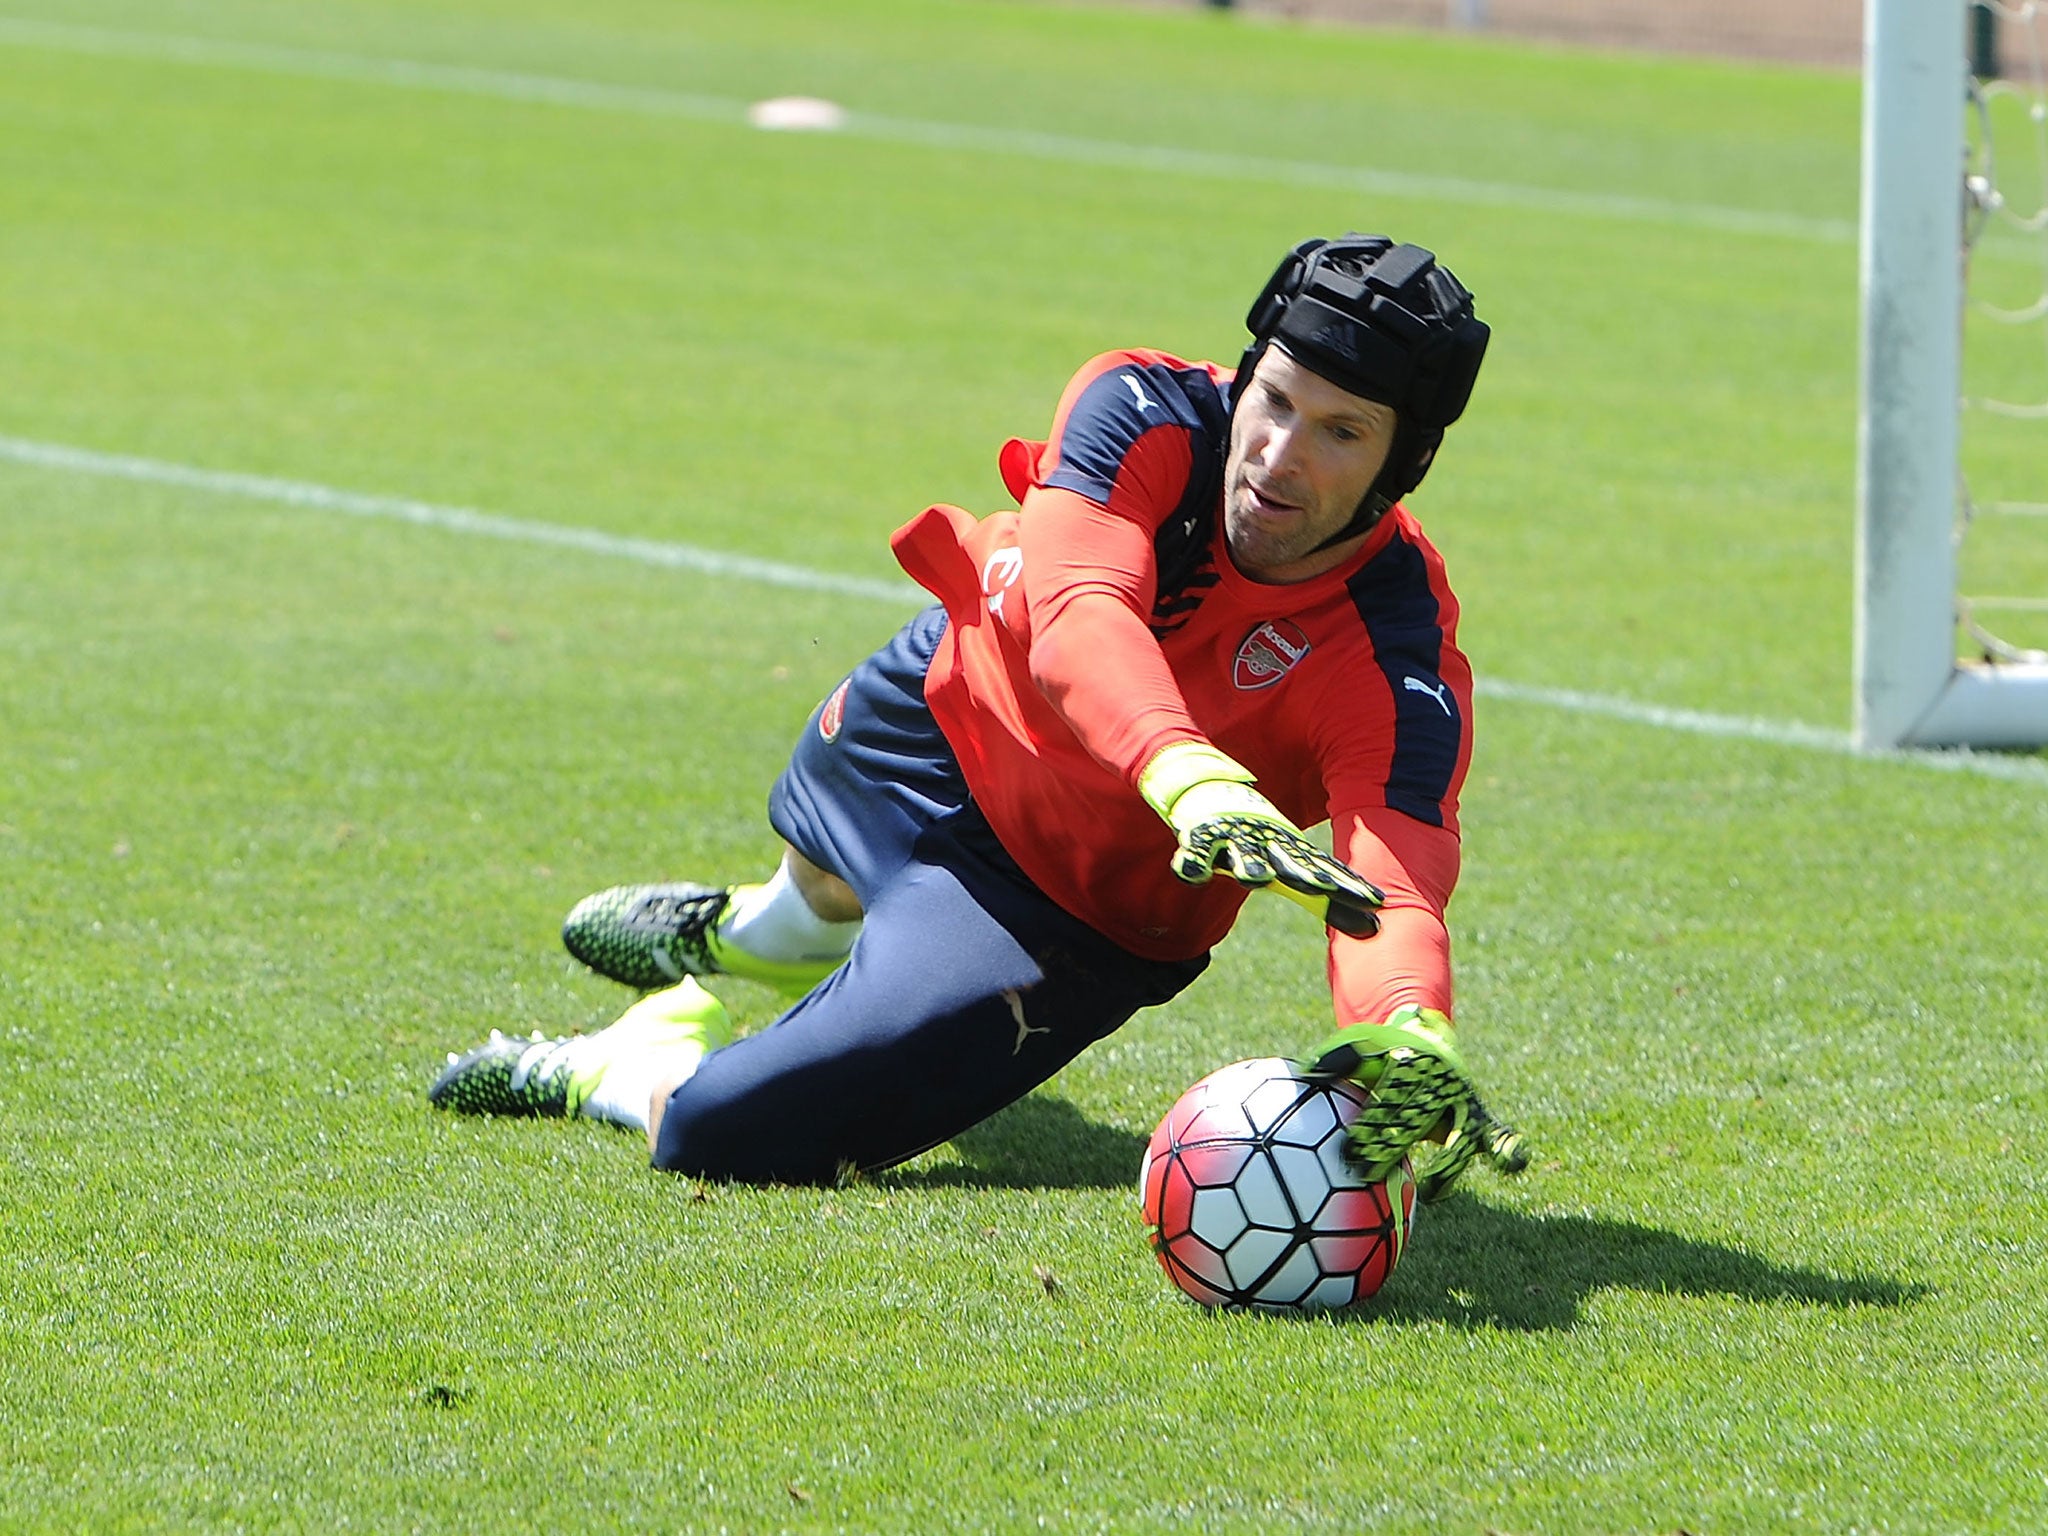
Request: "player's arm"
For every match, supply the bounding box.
[1305,804,1527,1199]
[1014,480,1198,779]
[1017,483,1381,930]
[1322,806,1457,1025]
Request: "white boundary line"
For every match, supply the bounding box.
[4,430,2044,786]
[1477,678,2048,783]
[0,434,923,605]
[0,15,1857,245]
[1473,679,1851,753]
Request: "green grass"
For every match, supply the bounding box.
[2,1,2046,1531]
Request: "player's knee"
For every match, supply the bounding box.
[782,845,863,923]
[649,1077,846,1184]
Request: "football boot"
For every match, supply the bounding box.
[428,1029,589,1117]
[561,882,732,990]
[429,980,736,1118]
[563,881,843,991]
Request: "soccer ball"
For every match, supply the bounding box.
[1139,1057,1417,1311]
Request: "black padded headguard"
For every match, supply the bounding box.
[1239,233,1490,542]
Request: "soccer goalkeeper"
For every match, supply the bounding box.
[430,233,1526,1200]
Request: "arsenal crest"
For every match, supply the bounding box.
[819,679,851,741]
[1232,620,1311,690]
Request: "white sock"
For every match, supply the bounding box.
[568,981,732,1133]
[577,1036,711,1133]
[721,861,862,965]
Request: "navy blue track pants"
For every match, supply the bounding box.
[651,607,1207,1182]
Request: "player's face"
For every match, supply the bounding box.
[1224,346,1397,584]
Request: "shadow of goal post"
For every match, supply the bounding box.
[1856,0,2048,749]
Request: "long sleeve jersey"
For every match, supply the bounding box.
[889,349,1472,1027]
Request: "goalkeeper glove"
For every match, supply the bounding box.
[1305,1004,1529,1202]
[1138,742,1384,937]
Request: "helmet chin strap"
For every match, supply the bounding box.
[1305,489,1393,556]
[1303,423,1442,557]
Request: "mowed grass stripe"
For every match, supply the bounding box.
[0,14,1857,244]
[9,428,2047,788]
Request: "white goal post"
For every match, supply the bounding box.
[1856,0,2048,749]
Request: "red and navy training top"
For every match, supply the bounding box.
[890,350,1472,1027]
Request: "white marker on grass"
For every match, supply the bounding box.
[746,96,847,132]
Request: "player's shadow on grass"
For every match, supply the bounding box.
[887,1095,1147,1190]
[882,1106,1925,1330]
[1365,1195,1928,1331]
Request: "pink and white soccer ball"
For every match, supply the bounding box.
[1139,1057,1418,1311]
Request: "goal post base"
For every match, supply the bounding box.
[1860,663,2048,751]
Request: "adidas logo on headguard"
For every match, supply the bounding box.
[1309,318,1361,363]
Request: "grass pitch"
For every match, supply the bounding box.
[2,2,2045,1531]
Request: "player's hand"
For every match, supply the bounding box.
[1305,1005,1530,1201]
[1408,1092,1529,1203]
[1170,793,1385,937]
[1137,743,1384,936]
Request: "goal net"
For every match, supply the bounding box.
[1856,0,2048,749]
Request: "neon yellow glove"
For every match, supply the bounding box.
[1138,742,1383,937]
[1305,1005,1530,1201]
